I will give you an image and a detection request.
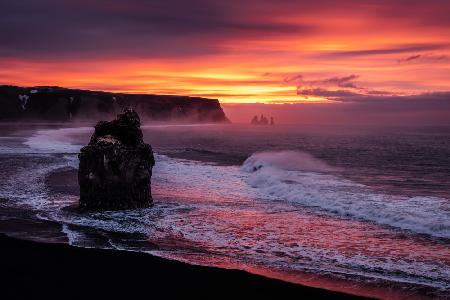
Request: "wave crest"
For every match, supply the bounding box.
[241,151,450,239]
[241,150,335,173]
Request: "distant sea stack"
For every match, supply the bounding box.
[78,109,154,210]
[251,114,274,125]
[0,85,229,123]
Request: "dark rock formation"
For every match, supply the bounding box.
[250,114,273,125]
[0,85,229,123]
[78,109,155,210]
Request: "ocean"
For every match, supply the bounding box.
[0,123,449,299]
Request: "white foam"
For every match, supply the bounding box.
[242,151,450,239]
[9,151,447,290]
[62,224,80,245]
[0,161,73,209]
[241,150,335,173]
[23,127,92,153]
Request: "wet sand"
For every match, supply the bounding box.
[40,168,375,299]
[45,167,79,196]
[2,126,446,299]
[0,234,370,299]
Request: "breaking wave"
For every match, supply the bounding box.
[2,129,449,294]
[241,150,335,173]
[241,151,450,239]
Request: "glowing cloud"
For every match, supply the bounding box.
[1,0,449,104]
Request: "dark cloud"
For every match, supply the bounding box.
[297,87,394,98]
[308,75,360,89]
[290,74,362,89]
[223,91,450,125]
[294,74,368,97]
[338,91,450,108]
[321,44,448,58]
[283,74,303,84]
[294,72,450,108]
[293,74,450,107]
[397,53,447,63]
[2,0,450,60]
[366,90,393,95]
[0,0,312,59]
[399,54,422,63]
[298,88,361,98]
[369,0,450,27]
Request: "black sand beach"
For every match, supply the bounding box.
[1,234,370,299]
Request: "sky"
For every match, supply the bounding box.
[1,0,450,124]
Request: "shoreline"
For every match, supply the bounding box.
[1,126,448,299]
[0,233,370,299]
[43,167,444,300]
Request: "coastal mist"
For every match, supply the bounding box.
[0,123,449,299]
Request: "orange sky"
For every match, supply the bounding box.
[1,0,449,104]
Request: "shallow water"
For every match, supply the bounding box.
[0,124,449,299]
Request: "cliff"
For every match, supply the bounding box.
[0,85,229,123]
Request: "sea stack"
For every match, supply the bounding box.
[78,109,155,210]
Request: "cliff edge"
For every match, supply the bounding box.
[0,85,229,123]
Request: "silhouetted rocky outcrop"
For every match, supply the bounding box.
[78,109,155,210]
[0,85,229,123]
[250,114,274,125]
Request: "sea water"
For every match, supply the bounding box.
[0,124,449,299]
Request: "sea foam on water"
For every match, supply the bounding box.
[241,150,450,239]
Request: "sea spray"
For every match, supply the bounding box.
[241,151,450,239]
[241,150,336,173]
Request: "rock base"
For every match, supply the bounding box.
[78,109,155,210]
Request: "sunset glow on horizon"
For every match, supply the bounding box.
[1,0,450,104]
